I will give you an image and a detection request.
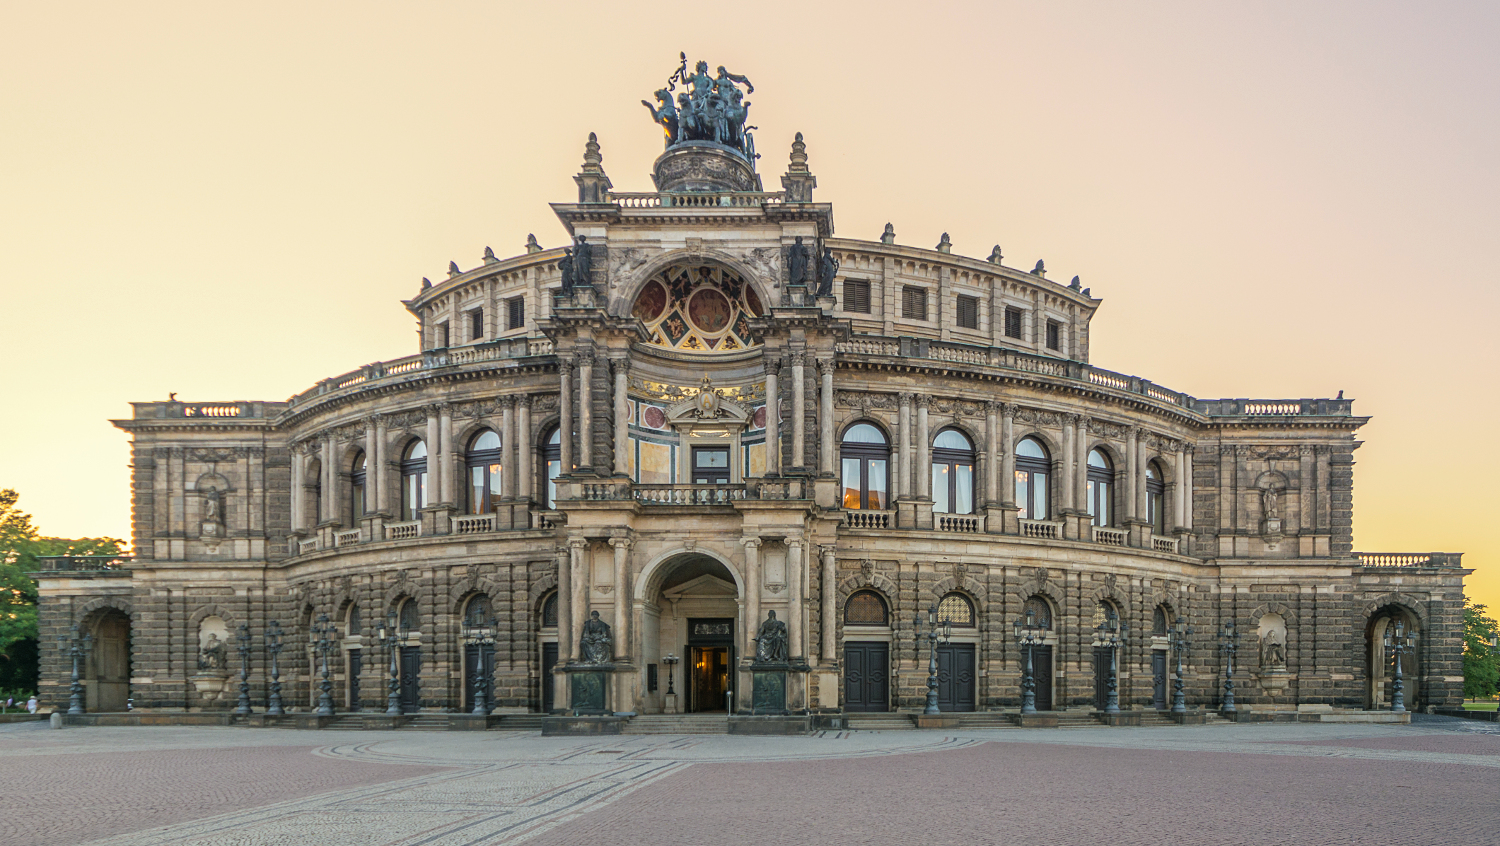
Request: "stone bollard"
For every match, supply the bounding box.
[49,712,63,729]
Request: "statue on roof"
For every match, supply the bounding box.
[648,54,757,160]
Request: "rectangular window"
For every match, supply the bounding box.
[843,279,871,313]
[956,295,978,329]
[1046,320,1061,351]
[506,296,525,330]
[1005,306,1023,339]
[435,322,450,349]
[647,663,659,693]
[692,446,730,484]
[902,286,927,321]
[468,309,483,342]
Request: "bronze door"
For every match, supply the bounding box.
[936,643,976,712]
[399,646,421,712]
[688,646,731,712]
[1032,645,1054,711]
[541,642,558,713]
[1152,650,1168,709]
[843,642,890,712]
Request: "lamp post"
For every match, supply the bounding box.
[461,615,497,715]
[920,605,953,715]
[662,654,679,696]
[57,627,93,715]
[1219,620,1239,715]
[1169,619,1192,714]
[265,620,285,715]
[234,623,253,716]
[1384,620,1413,713]
[1092,617,1127,714]
[1013,608,1045,714]
[311,613,336,717]
[377,611,403,716]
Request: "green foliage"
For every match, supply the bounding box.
[1463,600,1500,700]
[0,489,125,696]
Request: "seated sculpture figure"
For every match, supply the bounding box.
[580,610,612,664]
[753,610,789,664]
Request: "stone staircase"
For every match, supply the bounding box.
[1137,711,1178,727]
[324,714,366,731]
[492,714,549,731]
[622,714,730,734]
[1055,711,1105,728]
[947,713,1018,729]
[1202,712,1235,726]
[402,714,450,731]
[842,713,916,730]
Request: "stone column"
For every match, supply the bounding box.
[1183,446,1194,531]
[1061,415,1076,513]
[609,537,631,659]
[1076,416,1090,515]
[568,538,588,662]
[517,396,533,503]
[791,353,806,469]
[320,436,334,523]
[425,407,441,509]
[1299,445,1314,532]
[1173,444,1187,530]
[577,352,594,470]
[362,420,377,524]
[290,446,305,533]
[558,363,573,477]
[821,546,837,663]
[764,358,780,475]
[787,538,804,659]
[439,403,456,507]
[500,397,515,498]
[373,415,388,515]
[818,358,835,475]
[984,402,1000,506]
[613,358,630,477]
[555,544,571,702]
[915,396,931,499]
[1000,404,1016,507]
[1136,433,1150,524]
[1125,426,1139,523]
[898,393,913,498]
[742,538,762,653]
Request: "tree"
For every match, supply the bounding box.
[0,490,125,695]
[1463,600,1500,701]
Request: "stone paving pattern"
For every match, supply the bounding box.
[5,716,1497,846]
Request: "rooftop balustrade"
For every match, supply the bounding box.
[607,190,787,208]
[1355,552,1464,568]
[34,555,133,572]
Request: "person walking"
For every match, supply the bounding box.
[26,695,38,715]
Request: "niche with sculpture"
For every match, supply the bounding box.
[1256,612,1290,692]
[191,615,232,705]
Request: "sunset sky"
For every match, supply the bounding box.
[3,2,1495,608]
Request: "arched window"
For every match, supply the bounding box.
[1152,605,1170,636]
[400,440,428,522]
[542,428,562,509]
[466,429,503,515]
[1091,600,1120,629]
[844,591,889,626]
[464,594,491,626]
[1023,596,1053,630]
[1147,461,1166,535]
[308,458,323,526]
[540,592,558,629]
[937,592,975,627]
[840,423,889,510]
[345,602,362,638]
[1087,449,1113,527]
[397,597,419,633]
[349,451,366,526]
[1015,438,1050,520]
[932,428,975,515]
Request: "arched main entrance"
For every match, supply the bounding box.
[1367,605,1421,710]
[641,553,742,714]
[87,610,131,712]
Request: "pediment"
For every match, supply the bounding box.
[665,389,750,427]
[663,573,739,599]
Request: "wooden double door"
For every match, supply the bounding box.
[844,642,890,712]
[936,643,977,712]
[399,646,421,712]
[1024,644,1054,711]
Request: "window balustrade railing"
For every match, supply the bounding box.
[297,538,320,555]
[285,336,554,409]
[1091,526,1127,546]
[749,479,806,500]
[842,510,893,529]
[1354,552,1464,568]
[451,514,497,535]
[633,484,747,505]
[1020,519,1062,539]
[1151,535,1180,554]
[935,513,983,533]
[334,529,362,548]
[384,521,421,541]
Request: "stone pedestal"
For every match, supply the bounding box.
[566,665,610,715]
[751,667,787,714]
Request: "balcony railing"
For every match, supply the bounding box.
[334,529,361,548]
[843,510,894,529]
[452,514,497,534]
[1354,552,1464,568]
[1020,519,1063,540]
[1091,526,1127,546]
[935,513,984,533]
[286,336,555,410]
[297,538,319,555]
[384,521,421,541]
[633,484,747,505]
[1151,535,1180,554]
[34,555,133,572]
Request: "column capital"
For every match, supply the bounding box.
[498,394,517,410]
[611,356,631,375]
[790,351,807,367]
[984,400,1002,414]
[819,544,837,561]
[436,401,454,415]
[817,357,836,377]
[575,350,596,368]
[369,413,387,427]
[608,535,633,550]
[1063,412,1080,426]
[1001,402,1019,416]
[914,394,931,410]
[741,537,763,550]
[765,356,782,376]
[899,392,915,406]
[567,536,588,551]
[784,536,805,550]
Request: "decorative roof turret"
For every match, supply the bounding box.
[574,132,613,204]
[781,132,817,202]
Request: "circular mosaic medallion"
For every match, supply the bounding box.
[753,406,767,429]
[642,406,667,429]
[632,280,667,322]
[688,287,732,333]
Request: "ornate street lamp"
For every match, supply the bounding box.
[265,620,285,715]
[461,615,497,715]
[1384,619,1414,713]
[234,623,254,716]
[920,605,953,715]
[1219,620,1239,715]
[1092,617,1128,714]
[662,653,679,696]
[1013,608,1045,714]
[376,611,404,716]
[1169,619,1193,714]
[311,613,336,717]
[57,627,93,715]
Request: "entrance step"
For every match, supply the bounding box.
[623,714,729,735]
[946,713,1017,729]
[1203,712,1235,725]
[1055,712,1105,728]
[324,715,366,731]
[1138,712,1178,727]
[402,714,450,731]
[843,714,916,730]
[492,714,549,731]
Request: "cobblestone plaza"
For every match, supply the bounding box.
[6,718,1497,845]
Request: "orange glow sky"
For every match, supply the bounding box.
[3,2,1495,608]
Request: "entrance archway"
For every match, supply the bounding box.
[641,553,742,714]
[88,610,131,712]
[1367,605,1421,710]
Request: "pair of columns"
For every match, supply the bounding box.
[557,351,632,477]
[764,353,835,475]
[556,536,633,664]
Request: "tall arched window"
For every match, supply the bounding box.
[1152,605,1170,636]
[397,597,420,633]
[349,451,366,526]
[932,428,975,515]
[400,440,428,522]
[541,592,559,629]
[308,458,323,526]
[1091,600,1120,629]
[1087,449,1113,527]
[464,594,491,626]
[1147,461,1166,535]
[840,423,889,510]
[466,429,503,515]
[845,590,889,626]
[1015,438,1050,520]
[542,428,561,509]
[1023,596,1053,630]
[937,592,975,627]
[346,602,362,638]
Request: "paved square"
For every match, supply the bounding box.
[6,716,1496,845]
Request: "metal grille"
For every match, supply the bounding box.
[956,295,978,329]
[541,593,558,628]
[844,590,888,626]
[937,593,975,627]
[1023,597,1053,630]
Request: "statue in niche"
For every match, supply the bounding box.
[558,248,575,297]
[787,237,810,286]
[198,633,227,671]
[572,236,593,291]
[1262,632,1286,669]
[815,246,839,297]
[202,489,222,525]
[1262,487,1280,521]
[753,610,789,664]
[580,610,612,664]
